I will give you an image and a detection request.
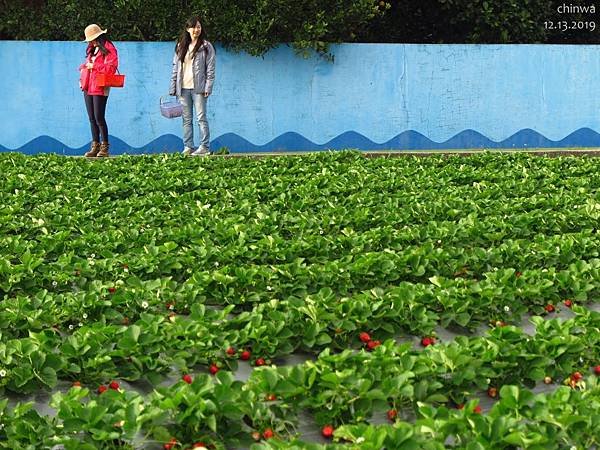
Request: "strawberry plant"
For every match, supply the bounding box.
[3,152,600,447]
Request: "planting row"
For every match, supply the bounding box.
[2,354,599,449]
[4,226,600,300]
[1,306,599,404]
[2,256,600,347]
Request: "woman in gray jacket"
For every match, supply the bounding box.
[169,16,216,156]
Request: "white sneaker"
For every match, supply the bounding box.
[182,147,194,156]
[191,147,210,156]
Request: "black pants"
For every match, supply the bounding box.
[84,93,109,143]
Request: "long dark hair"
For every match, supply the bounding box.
[175,16,208,63]
[86,34,110,57]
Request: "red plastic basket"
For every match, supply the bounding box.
[97,70,125,88]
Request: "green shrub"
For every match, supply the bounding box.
[0,0,383,56]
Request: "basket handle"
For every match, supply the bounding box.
[160,95,180,106]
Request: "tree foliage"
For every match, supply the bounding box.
[0,0,383,55]
[1,0,597,55]
[362,0,598,44]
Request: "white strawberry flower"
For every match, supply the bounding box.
[90,253,95,259]
[267,286,273,291]
[504,306,510,312]
[78,323,83,327]
[52,281,58,287]
[0,369,7,377]
[141,301,149,309]
[82,313,88,319]
[68,325,74,330]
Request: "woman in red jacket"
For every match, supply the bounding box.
[79,24,119,157]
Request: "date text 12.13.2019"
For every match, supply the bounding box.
[544,20,596,31]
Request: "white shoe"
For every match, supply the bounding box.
[191,147,210,156]
[182,147,194,156]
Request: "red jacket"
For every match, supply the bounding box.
[79,41,119,96]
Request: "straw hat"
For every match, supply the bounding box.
[84,24,107,42]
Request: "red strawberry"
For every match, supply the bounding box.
[109,380,120,390]
[544,304,555,313]
[255,357,266,366]
[163,438,177,450]
[515,271,522,278]
[456,403,465,410]
[122,317,129,325]
[97,385,108,394]
[72,381,82,388]
[594,365,600,376]
[182,374,193,384]
[359,332,371,343]
[487,387,497,398]
[166,302,174,310]
[265,393,277,401]
[421,336,435,347]
[386,409,397,421]
[240,350,251,361]
[366,340,381,351]
[321,424,334,438]
[226,347,236,356]
[564,299,573,308]
[262,428,274,439]
[572,371,583,382]
[74,269,81,276]
[108,287,116,294]
[473,405,482,414]
[122,264,129,270]
[209,364,219,375]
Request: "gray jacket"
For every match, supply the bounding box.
[169,41,215,97]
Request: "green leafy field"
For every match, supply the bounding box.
[1,151,599,449]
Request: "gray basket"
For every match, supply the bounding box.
[160,95,183,118]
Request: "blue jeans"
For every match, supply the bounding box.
[179,89,210,150]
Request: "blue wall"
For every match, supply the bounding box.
[1,41,600,154]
